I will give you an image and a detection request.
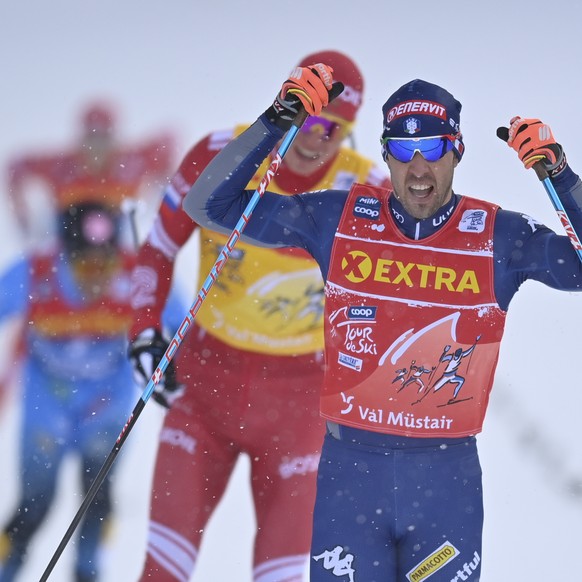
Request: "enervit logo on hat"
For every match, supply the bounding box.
[386,100,447,124]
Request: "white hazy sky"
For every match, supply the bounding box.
[1,1,581,580]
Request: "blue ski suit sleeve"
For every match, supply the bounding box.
[184,114,347,277]
[0,257,30,320]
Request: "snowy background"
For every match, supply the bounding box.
[1,1,581,580]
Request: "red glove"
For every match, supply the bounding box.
[266,63,334,131]
[280,63,334,116]
[506,116,566,176]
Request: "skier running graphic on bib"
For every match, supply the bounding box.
[431,336,480,402]
[391,367,408,387]
[399,361,434,393]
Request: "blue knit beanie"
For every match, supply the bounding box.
[381,79,464,160]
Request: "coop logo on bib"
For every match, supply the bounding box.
[347,306,377,321]
[353,196,381,220]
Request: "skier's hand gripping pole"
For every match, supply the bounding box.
[497,118,582,263]
[265,63,336,131]
[39,73,344,582]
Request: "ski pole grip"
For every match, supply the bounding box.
[532,161,549,181]
[329,81,345,104]
[496,125,548,181]
[292,109,309,129]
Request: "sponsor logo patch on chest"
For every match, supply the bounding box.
[353,196,381,220]
[458,209,487,233]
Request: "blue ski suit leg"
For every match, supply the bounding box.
[310,424,483,582]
